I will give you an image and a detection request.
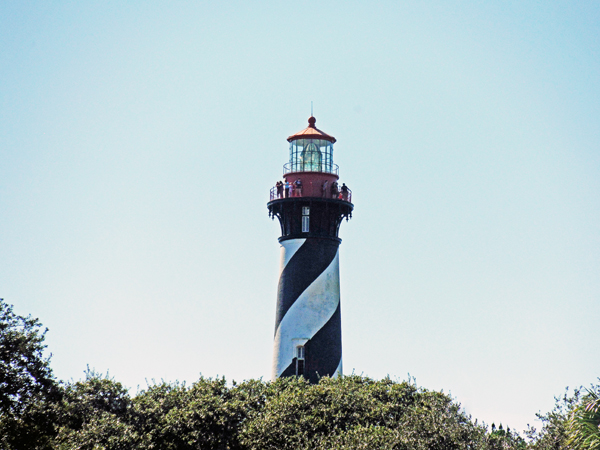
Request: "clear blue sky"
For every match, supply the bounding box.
[1,1,599,434]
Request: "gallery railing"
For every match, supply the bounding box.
[270,182,352,203]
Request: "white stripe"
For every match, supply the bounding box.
[272,250,340,379]
[278,238,306,278]
[334,358,343,378]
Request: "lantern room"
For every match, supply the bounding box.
[285,116,338,175]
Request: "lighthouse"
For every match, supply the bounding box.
[268,116,353,383]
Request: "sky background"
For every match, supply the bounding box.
[1,0,599,435]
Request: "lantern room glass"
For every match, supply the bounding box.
[288,139,334,173]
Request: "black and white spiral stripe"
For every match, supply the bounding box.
[271,237,343,382]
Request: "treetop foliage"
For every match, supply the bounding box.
[41,372,529,450]
[0,298,61,449]
[0,299,56,416]
[567,384,600,450]
[1,297,597,450]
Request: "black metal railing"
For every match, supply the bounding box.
[283,162,339,175]
[270,182,352,203]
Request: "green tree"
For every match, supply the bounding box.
[239,375,490,450]
[525,387,582,450]
[567,383,600,450]
[53,369,138,450]
[0,298,61,449]
[312,424,403,450]
[486,423,526,450]
[131,377,270,450]
[54,375,271,450]
[133,377,238,450]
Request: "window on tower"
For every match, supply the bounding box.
[302,207,310,232]
[296,345,305,376]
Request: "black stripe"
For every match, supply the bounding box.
[305,301,342,383]
[279,359,297,378]
[274,238,339,335]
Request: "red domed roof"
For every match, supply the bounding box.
[287,116,336,143]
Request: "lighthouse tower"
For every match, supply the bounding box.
[268,116,353,383]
